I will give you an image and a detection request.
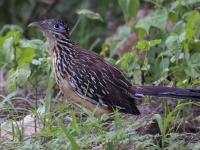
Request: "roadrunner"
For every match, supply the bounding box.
[29,19,200,115]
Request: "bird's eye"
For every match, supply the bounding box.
[54,24,60,29]
[54,24,65,30]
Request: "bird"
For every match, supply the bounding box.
[28,18,200,116]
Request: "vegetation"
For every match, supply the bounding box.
[0,0,200,149]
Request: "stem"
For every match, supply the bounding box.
[28,67,39,133]
[13,45,17,70]
[145,0,166,10]
[34,67,39,133]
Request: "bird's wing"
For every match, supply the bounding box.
[67,49,140,114]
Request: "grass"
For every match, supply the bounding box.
[0,70,200,149]
[0,90,200,150]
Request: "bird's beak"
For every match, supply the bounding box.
[28,21,42,29]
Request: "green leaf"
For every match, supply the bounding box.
[19,39,47,51]
[5,68,17,93]
[118,0,129,22]
[128,0,140,19]
[17,64,31,86]
[13,31,20,45]
[176,79,188,88]
[100,43,108,57]
[0,31,21,66]
[193,78,200,85]
[171,22,186,35]
[184,28,195,39]
[137,28,145,40]
[149,39,162,46]
[165,35,182,62]
[17,47,35,67]
[181,0,200,7]
[159,50,173,57]
[189,39,200,52]
[185,13,200,33]
[141,64,150,71]
[4,31,20,45]
[3,37,13,51]
[32,57,52,73]
[118,0,139,21]
[3,37,14,61]
[168,12,177,24]
[160,58,170,70]
[116,51,141,84]
[76,9,103,21]
[136,41,150,51]
[191,53,200,64]
[169,1,179,12]
[136,9,168,34]
[136,39,161,51]
[178,32,186,43]
[32,59,41,65]
[184,67,199,78]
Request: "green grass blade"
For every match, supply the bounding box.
[153,114,163,134]
[114,111,121,131]
[71,109,78,134]
[58,119,80,150]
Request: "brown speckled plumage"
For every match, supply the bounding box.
[29,19,200,115]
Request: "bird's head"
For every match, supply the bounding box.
[28,19,70,40]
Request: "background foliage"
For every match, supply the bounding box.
[0,0,200,149]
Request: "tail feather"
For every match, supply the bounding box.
[133,85,200,101]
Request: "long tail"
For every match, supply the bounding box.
[133,85,200,101]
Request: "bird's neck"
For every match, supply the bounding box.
[48,37,76,59]
[56,37,76,55]
[50,37,76,82]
